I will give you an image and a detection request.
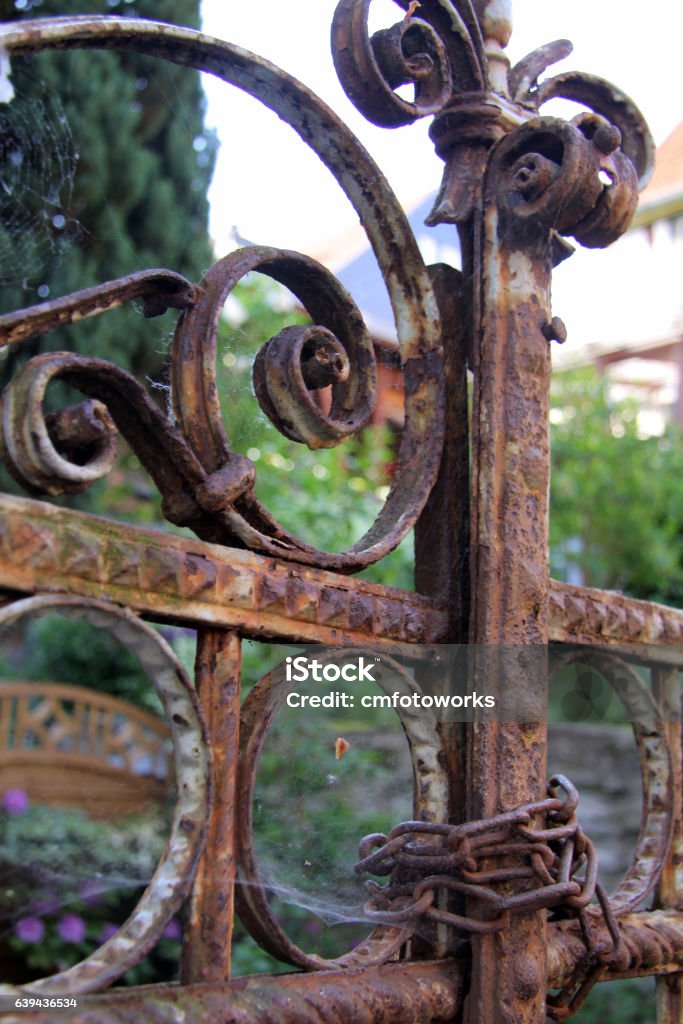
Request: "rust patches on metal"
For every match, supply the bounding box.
[0,269,197,348]
[414,263,469,640]
[547,909,683,988]
[0,6,672,1021]
[0,243,443,570]
[0,14,446,575]
[182,630,242,984]
[542,316,567,344]
[172,247,376,460]
[356,776,606,941]
[168,244,443,570]
[464,117,554,1024]
[549,580,683,656]
[461,95,651,1018]
[332,0,484,132]
[0,355,119,497]
[493,115,640,250]
[0,960,465,1024]
[0,494,449,646]
[8,910,683,1023]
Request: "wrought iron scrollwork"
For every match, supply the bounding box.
[0,15,446,573]
[0,8,676,1019]
[332,0,487,128]
[332,0,653,229]
[0,7,652,570]
[491,114,640,249]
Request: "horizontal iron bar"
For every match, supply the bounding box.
[0,960,464,1023]
[547,909,683,987]
[549,580,683,662]
[0,495,446,647]
[1,497,683,657]
[4,911,683,1023]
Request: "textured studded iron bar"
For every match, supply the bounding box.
[5,494,683,657]
[549,581,683,657]
[0,495,447,647]
[547,910,683,987]
[0,961,466,1024]
[6,910,683,1024]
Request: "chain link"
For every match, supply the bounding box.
[355,774,621,1019]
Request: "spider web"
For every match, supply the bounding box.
[0,81,78,288]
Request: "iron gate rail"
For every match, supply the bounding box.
[0,3,680,1022]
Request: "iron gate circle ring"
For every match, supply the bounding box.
[550,647,673,915]
[235,646,449,969]
[0,595,210,996]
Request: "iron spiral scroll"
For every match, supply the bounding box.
[0,1,653,574]
[332,0,652,229]
[0,12,446,574]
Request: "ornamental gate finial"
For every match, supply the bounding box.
[332,0,652,234]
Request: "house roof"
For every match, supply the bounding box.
[328,124,682,349]
[634,120,683,225]
[332,193,461,342]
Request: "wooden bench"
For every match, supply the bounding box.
[0,681,173,819]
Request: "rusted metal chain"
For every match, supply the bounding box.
[545,883,622,1021]
[355,775,620,988]
[356,774,629,1018]
[356,776,600,926]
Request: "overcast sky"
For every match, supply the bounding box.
[199,1,683,258]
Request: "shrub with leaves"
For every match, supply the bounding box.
[551,367,683,604]
[0,790,179,984]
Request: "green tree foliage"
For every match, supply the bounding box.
[0,611,160,711]
[550,367,683,604]
[0,0,216,381]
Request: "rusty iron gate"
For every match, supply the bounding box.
[0,2,682,1022]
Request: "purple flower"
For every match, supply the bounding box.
[3,789,29,815]
[97,923,119,944]
[15,917,45,943]
[162,917,182,941]
[57,913,86,944]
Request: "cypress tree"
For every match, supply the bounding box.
[0,0,217,382]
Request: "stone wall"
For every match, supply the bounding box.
[548,722,642,894]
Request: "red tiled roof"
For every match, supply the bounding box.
[639,121,683,208]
